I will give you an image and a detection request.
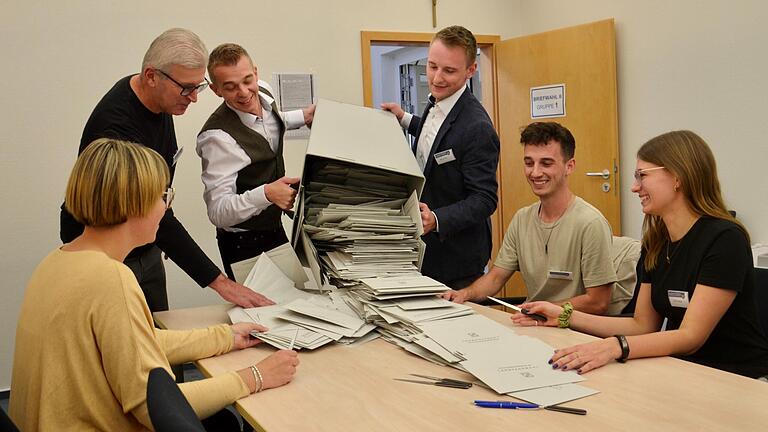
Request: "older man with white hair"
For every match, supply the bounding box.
[60,28,273,313]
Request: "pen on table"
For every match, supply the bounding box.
[473,400,587,415]
[474,401,538,409]
[288,329,299,351]
[486,296,547,322]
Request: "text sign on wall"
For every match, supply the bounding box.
[530,84,566,119]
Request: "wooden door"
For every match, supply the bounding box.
[495,19,621,298]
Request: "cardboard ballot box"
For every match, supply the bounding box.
[291,99,426,288]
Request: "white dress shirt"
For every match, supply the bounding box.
[398,85,468,232]
[196,81,305,230]
[399,84,467,171]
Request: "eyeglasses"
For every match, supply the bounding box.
[633,166,666,182]
[156,69,209,96]
[162,187,175,210]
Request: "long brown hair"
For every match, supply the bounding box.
[637,130,748,269]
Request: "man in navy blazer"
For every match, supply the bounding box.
[382,25,500,289]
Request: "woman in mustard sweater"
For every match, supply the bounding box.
[10,138,299,431]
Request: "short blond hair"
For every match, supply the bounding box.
[65,139,169,227]
[433,25,477,67]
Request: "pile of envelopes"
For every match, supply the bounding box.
[291,99,426,289]
[228,250,597,406]
[299,162,425,287]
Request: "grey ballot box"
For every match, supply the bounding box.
[291,99,426,289]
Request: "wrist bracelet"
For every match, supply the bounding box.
[557,302,574,328]
[613,335,630,363]
[250,365,263,393]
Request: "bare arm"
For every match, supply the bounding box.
[441,265,513,303]
[532,283,736,374]
[552,283,613,315]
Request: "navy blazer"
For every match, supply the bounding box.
[409,89,500,284]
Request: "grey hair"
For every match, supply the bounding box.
[141,28,208,72]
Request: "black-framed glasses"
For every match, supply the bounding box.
[162,187,175,210]
[633,166,666,182]
[156,69,209,96]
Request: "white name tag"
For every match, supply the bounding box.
[434,149,456,165]
[172,146,184,166]
[668,290,690,308]
[548,270,573,280]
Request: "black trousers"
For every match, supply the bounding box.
[216,227,289,280]
[124,245,168,312]
[443,272,483,290]
[123,246,186,382]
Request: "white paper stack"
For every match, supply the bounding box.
[355,275,450,300]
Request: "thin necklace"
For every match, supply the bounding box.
[543,226,555,255]
[666,239,680,264]
[539,197,574,255]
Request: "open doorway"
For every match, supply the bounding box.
[370,45,484,114]
[369,44,485,148]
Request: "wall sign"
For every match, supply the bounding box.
[530,84,566,119]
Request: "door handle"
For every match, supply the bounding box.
[585,169,610,179]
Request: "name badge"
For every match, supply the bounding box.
[434,149,456,165]
[172,146,184,166]
[668,290,690,308]
[548,270,573,280]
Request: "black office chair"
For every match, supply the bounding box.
[754,267,768,337]
[0,406,20,432]
[147,368,245,432]
[147,368,206,432]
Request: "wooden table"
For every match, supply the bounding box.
[155,304,768,431]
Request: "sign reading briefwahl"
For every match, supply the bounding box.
[530,84,566,118]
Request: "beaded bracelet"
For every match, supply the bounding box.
[250,365,263,393]
[558,302,574,328]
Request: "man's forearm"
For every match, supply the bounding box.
[463,271,507,302]
[554,288,611,315]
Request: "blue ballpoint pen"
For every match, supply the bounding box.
[473,400,587,415]
[473,400,539,409]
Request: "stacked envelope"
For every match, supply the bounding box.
[292,100,426,289]
[297,162,426,288]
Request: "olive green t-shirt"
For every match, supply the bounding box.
[494,197,617,304]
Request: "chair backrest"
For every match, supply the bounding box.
[608,236,642,315]
[0,406,20,432]
[754,267,768,337]
[147,368,205,432]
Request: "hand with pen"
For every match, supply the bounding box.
[231,323,300,393]
[508,301,562,328]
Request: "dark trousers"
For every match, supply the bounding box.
[216,227,289,280]
[444,272,483,290]
[124,245,168,312]
[124,246,184,381]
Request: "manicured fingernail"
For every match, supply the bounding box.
[547,359,553,364]
[577,369,583,374]
[562,365,568,370]
[552,363,558,369]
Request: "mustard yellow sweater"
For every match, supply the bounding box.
[9,249,249,431]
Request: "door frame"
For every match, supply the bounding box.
[360,31,505,263]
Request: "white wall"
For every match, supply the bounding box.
[0,0,521,390]
[518,0,768,243]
